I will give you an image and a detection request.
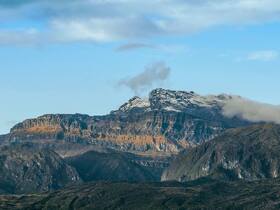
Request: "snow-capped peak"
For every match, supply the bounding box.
[116,88,235,113]
[118,96,150,112]
[149,88,233,112]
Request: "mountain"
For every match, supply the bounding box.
[2,178,280,210]
[0,142,171,194]
[0,143,81,194]
[2,88,250,154]
[162,123,280,182]
[66,150,170,182]
[0,88,279,209]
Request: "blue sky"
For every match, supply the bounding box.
[1,0,280,134]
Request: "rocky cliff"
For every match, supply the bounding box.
[5,88,250,154]
[0,143,81,194]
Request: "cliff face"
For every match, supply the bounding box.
[162,123,280,182]
[0,143,81,194]
[6,89,250,153]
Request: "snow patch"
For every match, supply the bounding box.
[119,96,150,112]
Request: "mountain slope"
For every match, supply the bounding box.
[162,123,280,182]
[3,88,250,154]
[2,178,280,210]
[0,143,81,194]
[66,150,169,182]
[0,142,170,194]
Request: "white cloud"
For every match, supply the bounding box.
[1,0,280,44]
[222,96,280,124]
[247,50,279,61]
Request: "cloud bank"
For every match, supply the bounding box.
[2,0,280,44]
[223,96,280,124]
[119,62,171,95]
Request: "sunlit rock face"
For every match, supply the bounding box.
[6,89,250,154]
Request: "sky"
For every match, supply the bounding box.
[0,0,280,134]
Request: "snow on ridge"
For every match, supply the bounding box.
[149,88,234,111]
[118,89,236,113]
[115,88,280,125]
[119,96,150,112]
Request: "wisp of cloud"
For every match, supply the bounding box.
[119,62,170,95]
[247,50,279,61]
[115,43,155,52]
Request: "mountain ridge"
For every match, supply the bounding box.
[2,88,251,154]
[162,123,280,182]
[0,143,81,194]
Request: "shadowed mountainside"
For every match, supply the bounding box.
[1,178,280,210]
[162,123,280,182]
[0,143,170,194]
[66,150,170,182]
[0,143,81,194]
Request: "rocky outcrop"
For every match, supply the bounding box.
[162,123,280,182]
[6,88,250,154]
[0,143,81,194]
